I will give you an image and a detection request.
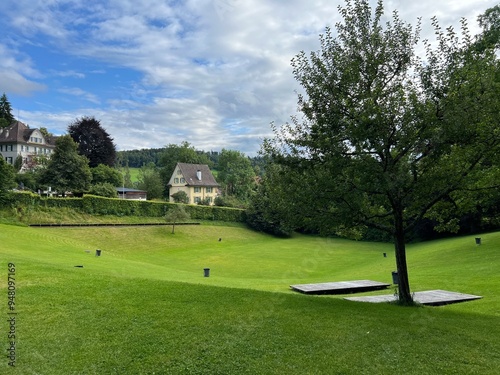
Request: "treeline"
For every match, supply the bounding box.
[117,148,216,168]
[117,147,266,174]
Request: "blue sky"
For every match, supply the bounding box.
[0,0,495,155]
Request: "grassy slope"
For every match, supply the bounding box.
[129,167,141,183]
[1,224,499,374]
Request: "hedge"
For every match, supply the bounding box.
[6,192,245,222]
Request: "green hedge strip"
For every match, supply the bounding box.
[6,192,245,222]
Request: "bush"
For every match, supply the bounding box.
[197,197,212,206]
[87,183,118,198]
[171,191,189,204]
[213,195,248,209]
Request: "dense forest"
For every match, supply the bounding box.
[117,147,266,174]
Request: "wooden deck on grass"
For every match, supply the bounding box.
[290,280,390,295]
[345,290,483,306]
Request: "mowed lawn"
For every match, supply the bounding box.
[1,223,499,374]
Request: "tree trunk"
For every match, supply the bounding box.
[393,209,413,304]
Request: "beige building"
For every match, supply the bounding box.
[0,121,56,170]
[167,163,219,205]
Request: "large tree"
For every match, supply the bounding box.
[265,0,500,304]
[0,157,16,203]
[136,162,164,200]
[40,135,92,196]
[217,149,256,201]
[91,164,122,186]
[475,4,499,52]
[0,93,15,127]
[68,116,116,167]
[246,162,294,237]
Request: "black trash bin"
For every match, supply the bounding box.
[95,249,101,257]
[475,238,481,245]
[391,271,399,285]
[204,268,210,277]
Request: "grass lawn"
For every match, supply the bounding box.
[128,167,141,183]
[1,223,499,374]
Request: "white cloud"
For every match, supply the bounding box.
[0,44,45,95]
[57,87,101,104]
[54,70,86,79]
[0,0,497,155]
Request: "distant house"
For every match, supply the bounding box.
[0,121,57,171]
[167,163,219,205]
[115,187,147,200]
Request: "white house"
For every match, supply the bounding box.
[0,121,57,171]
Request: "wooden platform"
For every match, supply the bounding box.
[345,290,483,306]
[290,280,390,295]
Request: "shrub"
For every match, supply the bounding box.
[171,191,189,204]
[87,183,118,198]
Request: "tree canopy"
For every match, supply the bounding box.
[264,0,500,304]
[40,135,92,196]
[0,93,15,127]
[91,164,122,186]
[136,162,163,200]
[68,116,116,168]
[475,4,500,51]
[217,149,256,201]
[0,157,16,202]
[164,205,190,234]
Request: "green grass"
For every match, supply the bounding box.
[1,223,499,374]
[128,167,141,183]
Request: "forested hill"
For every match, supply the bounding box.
[117,148,221,168]
[116,148,165,168]
[117,147,266,175]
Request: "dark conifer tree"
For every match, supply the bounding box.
[0,93,15,127]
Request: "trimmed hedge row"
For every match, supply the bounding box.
[6,192,245,222]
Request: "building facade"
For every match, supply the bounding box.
[167,163,219,205]
[0,121,56,170]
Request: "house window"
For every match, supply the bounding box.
[177,169,182,175]
[6,157,13,164]
[180,178,185,183]
[194,197,201,203]
[194,187,201,193]
[206,187,213,193]
[174,178,179,184]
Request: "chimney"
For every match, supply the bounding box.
[196,170,202,180]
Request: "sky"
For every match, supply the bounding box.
[0,0,496,156]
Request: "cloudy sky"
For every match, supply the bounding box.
[0,0,495,155]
